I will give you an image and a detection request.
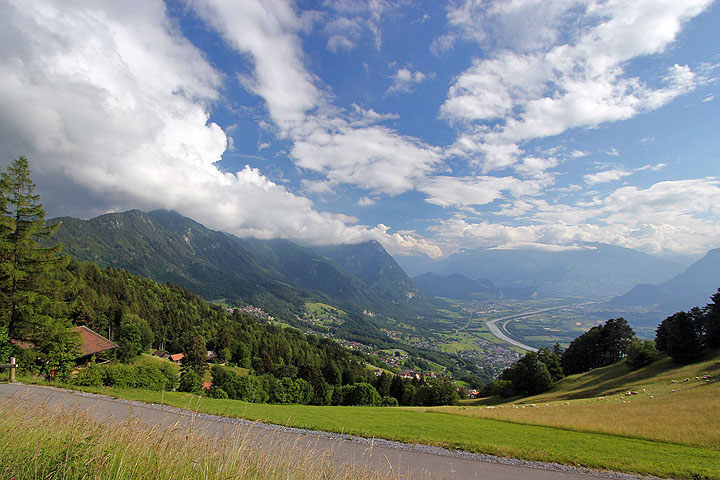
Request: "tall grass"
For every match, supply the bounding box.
[0,398,399,480]
[451,352,720,449]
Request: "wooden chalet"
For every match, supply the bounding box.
[74,325,118,365]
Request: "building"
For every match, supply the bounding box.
[74,325,119,365]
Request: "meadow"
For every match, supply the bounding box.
[0,398,393,480]
[4,350,719,479]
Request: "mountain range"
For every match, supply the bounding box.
[49,209,433,322]
[398,244,686,298]
[50,208,719,336]
[412,273,536,300]
[609,248,720,316]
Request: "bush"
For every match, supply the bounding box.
[625,338,658,369]
[179,370,202,394]
[208,386,228,399]
[381,395,398,407]
[72,362,104,387]
[483,379,514,397]
[73,363,175,391]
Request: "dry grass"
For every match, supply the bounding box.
[447,352,720,449]
[0,398,402,480]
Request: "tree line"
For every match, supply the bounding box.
[0,156,464,406]
[485,289,720,398]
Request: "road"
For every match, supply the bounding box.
[485,303,595,352]
[0,383,622,480]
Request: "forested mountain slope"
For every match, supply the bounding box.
[50,210,430,321]
[66,259,375,384]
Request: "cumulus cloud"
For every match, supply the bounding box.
[584,168,632,185]
[431,178,720,254]
[0,0,440,258]
[418,176,546,208]
[386,68,428,95]
[440,0,712,173]
[193,0,443,197]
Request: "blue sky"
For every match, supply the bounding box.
[1,0,718,259]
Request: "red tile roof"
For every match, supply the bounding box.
[74,326,119,357]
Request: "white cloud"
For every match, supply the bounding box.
[584,168,632,185]
[418,175,545,208]
[194,1,443,197]
[0,0,442,257]
[327,34,356,52]
[290,124,442,195]
[430,178,720,255]
[440,0,712,172]
[603,147,621,157]
[703,94,715,102]
[357,197,376,207]
[386,68,428,94]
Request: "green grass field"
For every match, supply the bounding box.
[36,376,717,479]
[6,350,720,479]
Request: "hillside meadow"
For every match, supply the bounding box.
[4,350,719,479]
[448,352,720,448]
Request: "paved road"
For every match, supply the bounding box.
[0,383,630,480]
[485,303,595,352]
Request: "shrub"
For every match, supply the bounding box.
[208,386,228,399]
[179,370,202,394]
[625,338,658,369]
[72,362,104,387]
[381,395,398,407]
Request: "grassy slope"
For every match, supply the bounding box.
[454,351,720,448]
[6,351,719,479]
[30,382,716,480]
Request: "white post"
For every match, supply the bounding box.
[9,357,15,382]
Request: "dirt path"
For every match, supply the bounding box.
[0,383,628,480]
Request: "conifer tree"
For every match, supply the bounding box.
[0,156,77,367]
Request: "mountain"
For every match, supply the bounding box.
[49,210,286,305]
[49,209,430,321]
[412,273,537,300]
[313,241,429,309]
[397,244,684,298]
[610,248,720,315]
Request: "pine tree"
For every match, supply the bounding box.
[0,156,70,341]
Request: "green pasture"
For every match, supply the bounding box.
[34,383,719,479]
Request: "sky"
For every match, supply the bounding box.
[1,0,719,260]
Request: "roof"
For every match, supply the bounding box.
[170,353,184,362]
[74,326,119,357]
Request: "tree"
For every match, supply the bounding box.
[655,311,702,364]
[182,332,208,376]
[537,346,564,382]
[0,323,11,364]
[625,338,658,369]
[0,156,70,343]
[179,369,202,394]
[500,351,553,396]
[562,318,634,375]
[705,289,720,348]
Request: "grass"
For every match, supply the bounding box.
[455,353,720,448]
[34,383,719,479]
[0,398,395,480]
[7,351,720,479]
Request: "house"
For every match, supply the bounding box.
[74,326,119,365]
[169,353,184,363]
[152,350,171,360]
